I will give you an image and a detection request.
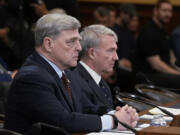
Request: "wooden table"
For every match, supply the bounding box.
[73,99,180,135]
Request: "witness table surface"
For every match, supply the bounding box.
[73,99,180,135]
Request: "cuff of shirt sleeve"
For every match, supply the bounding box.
[108,110,116,114]
[101,115,113,131]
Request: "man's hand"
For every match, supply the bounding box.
[114,105,139,130]
[126,106,139,127]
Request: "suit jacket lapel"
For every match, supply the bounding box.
[54,75,75,111]
[76,64,111,107]
[28,52,75,111]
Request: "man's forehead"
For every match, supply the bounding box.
[100,34,116,41]
[159,3,172,9]
[59,29,81,39]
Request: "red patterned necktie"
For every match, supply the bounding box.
[61,73,72,99]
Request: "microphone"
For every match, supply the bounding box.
[106,114,137,134]
[114,87,175,117]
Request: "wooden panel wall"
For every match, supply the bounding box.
[78,0,180,32]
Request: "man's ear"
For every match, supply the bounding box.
[88,48,96,60]
[43,37,53,52]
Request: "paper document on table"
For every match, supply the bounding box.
[149,106,180,115]
[87,131,134,135]
[87,124,150,135]
[140,114,173,121]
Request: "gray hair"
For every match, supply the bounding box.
[48,8,66,14]
[35,13,81,47]
[80,24,118,58]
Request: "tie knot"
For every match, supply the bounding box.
[99,79,104,88]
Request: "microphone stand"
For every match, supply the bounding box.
[114,86,174,117]
[117,93,174,117]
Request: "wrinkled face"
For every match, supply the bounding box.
[155,3,173,24]
[93,35,118,74]
[49,29,82,70]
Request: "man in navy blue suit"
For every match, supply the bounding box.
[5,14,138,134]
[74,25,118,110]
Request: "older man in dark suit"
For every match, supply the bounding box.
[74,25,118,110]
[5,14,138,134]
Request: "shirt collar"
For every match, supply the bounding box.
[80,61,101,86]
[40,55,63,79]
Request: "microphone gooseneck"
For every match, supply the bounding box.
[114,89,175,117]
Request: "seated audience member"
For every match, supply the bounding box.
[74,24,118,110]
[0,56,17,81]
[106,6,116,28]
[135,0,180,89]
[112,3,137,71]
[93,6,110,26]
[128,13,139,41]
[111,4,137,91]
[0,2,21,70]
[172,25,180,60]
[4,14,138,134]
[93,6,116,28]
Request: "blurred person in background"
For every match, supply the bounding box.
[93,6,109,27]
[172,25,180,61]
[112,3,137,72]
[128,13,139,41]
[106,6,116,28]
[135,0,180,90]
[111,3,137,92]
[0,0,35,70]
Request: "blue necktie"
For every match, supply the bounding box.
[99,79,112,106]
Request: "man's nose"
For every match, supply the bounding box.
[113,52,119,61]
[76,40,82,51]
